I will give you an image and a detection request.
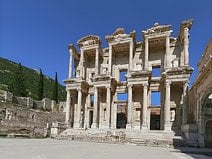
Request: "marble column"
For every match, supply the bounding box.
[126,84,133,129]
[144,38,149,70]
[91,87,98,128]
[160,87,165,130]
[95,47,99,75]
[166,34,170,68]
[141,83,148,130]
[65,90,71,124]
[68,50,73,78]
[108,45,112,75]
[83,94,89,129]
[74,88,82,128]
[147,89,151,130]
[129,41,133,71]
[84,94,90,128]
[182,81,188,125]
[164,81,171,131]
[184,28,189,66]
[80,49,84,78]
[106,87,111,128]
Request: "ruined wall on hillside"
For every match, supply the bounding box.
[0,90,66,137]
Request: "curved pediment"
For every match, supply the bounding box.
[105,28,136,43]
[112,28,125,36]
[77,35,101,47]
[143,23,171,35]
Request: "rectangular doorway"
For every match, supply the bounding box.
[89,111,93,128]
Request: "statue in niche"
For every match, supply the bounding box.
[170,109,175,121]
[135,59,143,71]
[102,67,108,74]
[76,70,80,78]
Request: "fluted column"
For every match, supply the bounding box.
[164,81,171,131]
[80,49,84,78]
[166,34,170,68]
[144,38,149,70]
[108,45,112,75]
[95,47,99,75]
[65,90,71,124]
[126,84,133,129]
[74,88,82,128]
[106,87,111,128]
[141,83,148,130]
[68,50,73,78]
[182,81,188,125]
[91,87,98,128]
[129,41,133,71]
[184,28,189,66]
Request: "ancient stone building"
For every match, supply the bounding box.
[187,39,212,147]
[65,20,193,133]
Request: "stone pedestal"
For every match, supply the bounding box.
[126,124,132,130]
[91,123,98,129]
[141,124,148,131]
[181,124,198,147]
[74,123,81,129]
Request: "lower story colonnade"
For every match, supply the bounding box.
[65,81,188,131]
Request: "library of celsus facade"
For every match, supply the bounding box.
[64,20,193,132]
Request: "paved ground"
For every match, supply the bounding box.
[0,138,211,159]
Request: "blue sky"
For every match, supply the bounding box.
[0,0,212,86]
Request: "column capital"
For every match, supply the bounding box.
[106,86,111,89]
[77,87,82,92]
[69,49,73,55]
[165,81,171,85]
[129,41,133,47]
[109,44,112,50]
[184,27,189,34]
[143,83,148,87]
[166,31,172,37]
[128,84,133,87]
[144,35,149,40]
[183,80,189,85]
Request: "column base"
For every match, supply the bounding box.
[91,123,98,129]
[141,124,148,131]
[73,123,80,129]
[65,122,71,128]
[133,125,140,130]
[164,124,172,131]
[100,123,110,129]
[126,124,132,130]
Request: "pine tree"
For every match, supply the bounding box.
[53,72,58,103]
[37,69,44,100]
[11,63,27,97]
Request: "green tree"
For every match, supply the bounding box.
[53,72,58,103]
[11,63,28,97]
[37,69,44,100]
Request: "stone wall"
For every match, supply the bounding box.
[0,101,65,137]
[0,90,65,112]
[0,90,66,138]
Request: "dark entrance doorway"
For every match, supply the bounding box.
[150,108,160,130]
[116,105,127,129]
[89,111,93,128]
[205,120,212,148]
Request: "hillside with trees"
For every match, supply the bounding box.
[0,57,66,101]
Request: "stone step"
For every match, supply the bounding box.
[57,128,185,147]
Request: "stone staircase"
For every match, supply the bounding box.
[56,128,185,147]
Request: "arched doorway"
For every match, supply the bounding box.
[200,88,212,147]
[205,120,212,148]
